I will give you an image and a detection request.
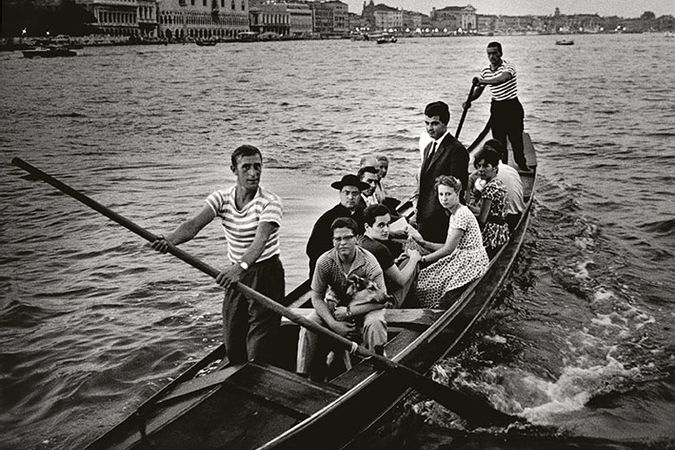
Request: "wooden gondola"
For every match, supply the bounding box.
[17,133,538,450]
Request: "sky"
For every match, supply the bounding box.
[346,0,674,17]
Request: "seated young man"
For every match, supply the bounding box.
[297,217,387,381]
[358,204,422,308]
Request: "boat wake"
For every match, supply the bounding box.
[413,177,673,445]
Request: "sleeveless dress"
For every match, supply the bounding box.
[415,205,489,308]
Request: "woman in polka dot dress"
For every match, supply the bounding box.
[470,146,510,258]
[408,175,489,309]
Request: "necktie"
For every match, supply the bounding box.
[428,141,437,160]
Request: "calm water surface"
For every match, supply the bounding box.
[0,34,673,449]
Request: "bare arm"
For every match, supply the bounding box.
[421,226,465,265]
[477,198,492,227]
[151,204,215,251]
[215,221,278,288]
[311,290,356,338]
[337,302,384,319]
[407,225,443,252]
[478,71,512,86]
[385,249,421,287]
[239,221,277,266]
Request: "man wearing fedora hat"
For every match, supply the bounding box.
[306,174,369,278]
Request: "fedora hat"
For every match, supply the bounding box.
[331,174,370,191]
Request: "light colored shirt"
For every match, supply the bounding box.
[374,181,387,203]
[421,130,450,162]
[362,193,378,207]
[481,59,518,101]
[419,131,432,161]
[312,247,385,305]
[205,185,282,264]
[496,162,525,215]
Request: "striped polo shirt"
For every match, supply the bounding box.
[205,185,282,264]
[481,59,518,101]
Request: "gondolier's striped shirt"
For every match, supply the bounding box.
[206,185,282,264]
[481,59,518,101]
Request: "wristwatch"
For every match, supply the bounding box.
[239,261,249,270]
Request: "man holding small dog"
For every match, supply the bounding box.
[298,217,388,381]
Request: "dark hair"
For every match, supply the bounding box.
[473,147,501,169]
[487,41,502,54]
[231,144,262,168]
[331,217,359,235]
[434,175,462,196]
[363,204,390,227]
[357,165,379,179]
[375,155,389,164]
[424,101,450,125]
[482,139,506,160]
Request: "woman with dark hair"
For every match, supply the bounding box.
[470,147,510,258]
[408,175,488,308]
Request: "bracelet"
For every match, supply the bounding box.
[346,306,352,318]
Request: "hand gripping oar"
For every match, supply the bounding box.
[11,157,521,428]
[454,81,479,141]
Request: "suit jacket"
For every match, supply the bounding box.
[306,203,365,278]
[417,133,469,243]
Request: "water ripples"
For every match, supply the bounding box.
[1,33,673,449]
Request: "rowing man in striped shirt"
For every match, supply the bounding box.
[464,41,531,172]
[152,144,285,366]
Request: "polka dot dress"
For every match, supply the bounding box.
[481,178,510,252]
[415,205,489,308]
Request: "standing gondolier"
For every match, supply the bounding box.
[465,41,531,172]
[151,144,285,365]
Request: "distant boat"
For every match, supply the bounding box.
[237,31,258,42]
[376,35,397,44]
[258,31,282,41]
[350,32,369,41]
[665,31,675,38]
[195,39,217,46]
[555,39,574,45]
[53,34,83,49]
[22,46,77,58]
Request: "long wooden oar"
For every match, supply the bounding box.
[11,157,521,428]
[455,82,478,140]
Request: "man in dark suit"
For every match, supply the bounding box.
[416,101,469,243]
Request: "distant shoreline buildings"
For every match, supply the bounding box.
[1,0,673,42]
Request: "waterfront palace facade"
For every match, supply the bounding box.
[71,0,346,39]
[33,1,672,39]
